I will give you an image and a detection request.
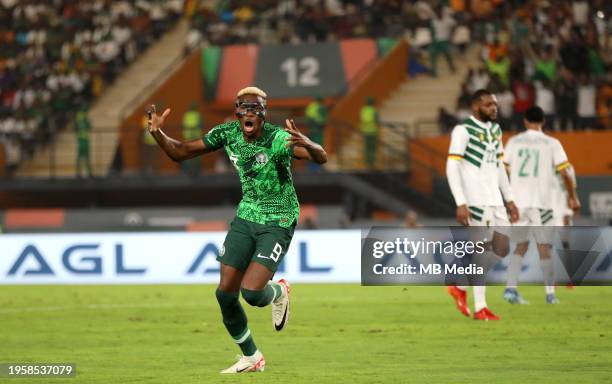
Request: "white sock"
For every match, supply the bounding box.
[456,286,467,291]
[540,259,555,295]
[506,254,523,289]
[473,286,487,312]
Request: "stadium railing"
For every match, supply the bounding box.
[4,118,445,178]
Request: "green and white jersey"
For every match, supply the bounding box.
[447,116,505,206]
[504,130,569,210]
[203,120,299,228]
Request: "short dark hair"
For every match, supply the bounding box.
[471,89,493,104]
[524,106,544,123]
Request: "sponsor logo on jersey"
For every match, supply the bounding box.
[229,152,239,170]
[255,152,268,165]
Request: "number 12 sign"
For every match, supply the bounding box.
[255,43,346,98]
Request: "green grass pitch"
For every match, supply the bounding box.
[1,285,610,383]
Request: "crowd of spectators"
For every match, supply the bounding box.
[183,0,598,132]
[447,0,611,132]
[184,0,476,51]
[1,1,610,175]
[0,0,183,175]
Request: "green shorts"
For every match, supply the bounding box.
[217,217,296,273]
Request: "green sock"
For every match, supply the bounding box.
[269,282,282,301]
[232,327,257,356]
[215,289,257,356]
[241,282,282,308]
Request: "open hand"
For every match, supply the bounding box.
[456,205,471,226]
[568,196,581,213]
[284,119,312,148]
[146,104,171,133]
[506,201,519,223]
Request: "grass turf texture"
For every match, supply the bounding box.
[1,285,610,383]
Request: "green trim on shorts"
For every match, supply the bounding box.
[539,209,553,224]
[468,206,483,222]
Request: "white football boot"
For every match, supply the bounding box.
[220,350,265,373]
[272,279,291,331]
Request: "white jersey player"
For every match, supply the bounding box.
[446,89,519,321]
[502,106,580,304]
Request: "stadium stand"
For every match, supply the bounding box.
[0,0,183,176]
[0,0,610,225]
[454,0,611,131]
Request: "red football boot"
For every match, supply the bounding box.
[473,307,500,321]
[447,286,470,317]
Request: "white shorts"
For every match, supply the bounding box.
[553,207,573,226]
[467,205,510,237]
[511,207,554,244]
[552,189,573,226]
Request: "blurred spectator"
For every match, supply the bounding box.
[429,5,456,77]
[438,107,457,133]
[305,96,327,173]
[452,21,470,55]
[181,102,202,176]
[485,38,508,62]
[556,77,579,131]
[486,54,511,87]
[4,136,21,176]
[534,79,556,130]
[456,83,472,121]
[512,76,534,130]
[466,68,490,94]
[559,29,589,76]
[577,75,598,129]
[305,97,327,147]
[532,45,557,82]
[572,0,590,27]
[495,85,515,132]
[597,82,612,129]
[74,104,92,177]
[360,97,379,169]
[588,42,606,79]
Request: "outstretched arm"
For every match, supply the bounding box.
[284,119,327,164]
[147,104,212,162]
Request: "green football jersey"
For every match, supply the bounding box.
[203,120,299,228]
